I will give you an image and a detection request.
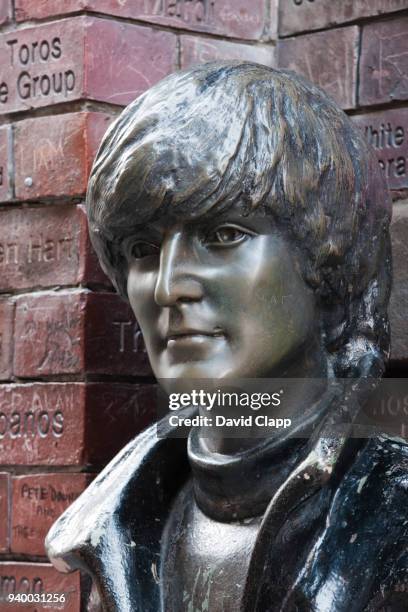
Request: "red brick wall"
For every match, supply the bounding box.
[0,1,407,609]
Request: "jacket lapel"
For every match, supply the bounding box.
[46,415,191,611]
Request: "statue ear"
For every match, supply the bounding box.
[319,224,391,381]
[89,226,130,302]
[330,277,390,380]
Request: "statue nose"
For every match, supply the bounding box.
[154,230,203,307]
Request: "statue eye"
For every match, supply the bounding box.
[130,241,160,259]
[206,225,251,246]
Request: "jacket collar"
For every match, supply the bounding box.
[46,404,364,611]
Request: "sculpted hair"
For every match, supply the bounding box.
[87,61,391,377]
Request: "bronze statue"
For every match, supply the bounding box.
[46,62,408,611]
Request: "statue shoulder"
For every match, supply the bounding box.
[45,414,190,574]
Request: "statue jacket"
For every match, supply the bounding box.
[46,414,408,612]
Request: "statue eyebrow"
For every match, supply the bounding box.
[187,205,250,226]
[116,203,256,242]
[117,224,163,245]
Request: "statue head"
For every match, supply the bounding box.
[86,62,391,385]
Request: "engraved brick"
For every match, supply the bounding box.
[0,382,156,466]
[11,473,93,556]
[279,0,408,37]
[0,126,11,202]
[0,1,12,26]
[13,291,150,377]
[277,26,359,110]
[15,0,267,40]
[84,292,151,376]
[390,203,408,363]
[14,112,113,200]
[352,110,408,191]
[0,205,110,291]
[13,292,85,377]
[0,562,80,611]
[360,17,408,106]
[0,16,177,115]
[0,473,10,553]
[0,300,14,382]
[180,36,275,69]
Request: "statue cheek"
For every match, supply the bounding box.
[127,269,158,314]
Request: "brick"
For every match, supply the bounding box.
[390,203,408,363]
[0,205,109,291]
[0,126,12,202]
[0,473,10,553]
[14,112,113,200]
[11,473,93,556]
[277,27,359,110]
[352,110,408,191]
[84,17,177,105]
[0,563,80,611]
[13,291,85,377]
[0,299,14,381]
[0,382,156,466]
[270,0,278,41]
[0,16,177,114]
[15,0,267,40]
[0,1,12,26]
[360,17,408,106]
[84,292,151,376]
[279,0,408,37]
[180,36,275,69]
[13,291,150,377]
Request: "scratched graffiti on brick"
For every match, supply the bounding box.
[360,17,408,105]
[37,316,82,372]
[277,27,359,109]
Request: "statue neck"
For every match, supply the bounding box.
[188,384,336,521]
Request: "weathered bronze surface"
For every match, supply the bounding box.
[45,63,407,611]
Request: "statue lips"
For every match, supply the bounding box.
[166,328,225,346]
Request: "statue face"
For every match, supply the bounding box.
[125,201,322,382]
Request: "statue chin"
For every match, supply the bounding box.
[45,62,405,612]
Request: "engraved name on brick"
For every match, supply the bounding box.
[0,383,156,466]
[0,18,177,113]
[113,321,146,354]
[6,36,75,102]
[0,236,73,265]
[15,0,266,41]
[352,110,408,189]
[144,0,216,24]
[0,386,66,443]
[0,23,81,113]
[0,207,109,291]
[11,474,92,555]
